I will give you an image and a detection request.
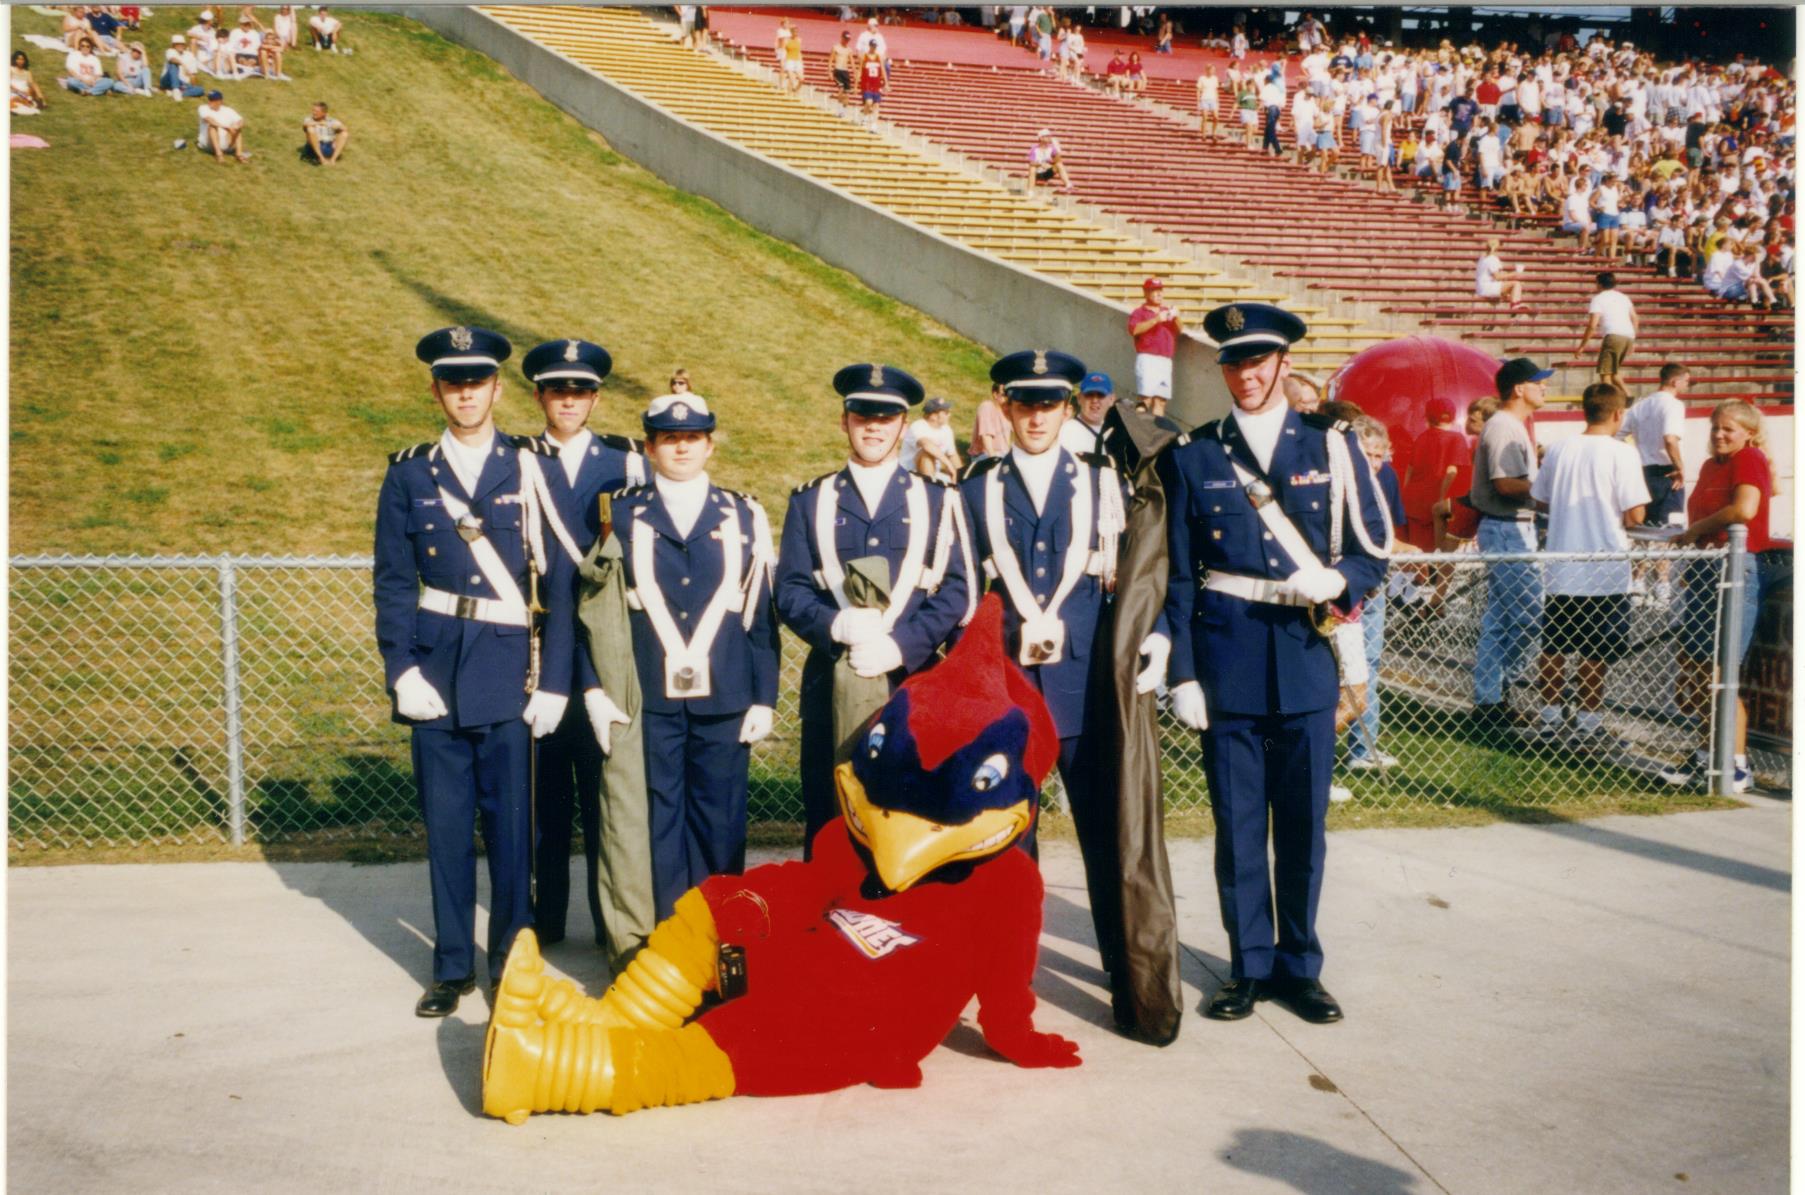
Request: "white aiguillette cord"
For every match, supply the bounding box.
[631,498,743,699]
[984,457,1093,666]
[814,471,930,632]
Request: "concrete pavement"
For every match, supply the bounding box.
[9,799,1789,1194]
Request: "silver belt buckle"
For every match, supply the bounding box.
[456,594,479,620]
[1244,478,1274,509]
[457,513,484,543]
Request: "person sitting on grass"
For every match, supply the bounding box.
[1028,128,1072,191]
[309,6,344,53]
[259,29,290,81]
[301,100,350,166]
[60,38,124,96]
[226,14,262,78]
[114,41,155,96]
[199,89,252,163]
[11,51,49,114]
[161,35,205,99]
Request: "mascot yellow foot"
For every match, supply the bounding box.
[482,898,734,1124]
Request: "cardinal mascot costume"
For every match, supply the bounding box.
[483,593,1082,1123]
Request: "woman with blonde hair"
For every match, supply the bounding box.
[1474,236,1526,327]
[1663,400,1775,792]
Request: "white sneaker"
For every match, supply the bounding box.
[1329,784,1354,803]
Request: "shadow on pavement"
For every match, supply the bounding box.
[438,1016,487,1119]
[1221,1127,1422,1194]
[1529,820,1792,893]
[268,861,456,990]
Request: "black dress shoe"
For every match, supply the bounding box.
[536,929,566,947]
[1205,977,1263,1020]
[1268,977,1343,1023]
[414,977,476,1018]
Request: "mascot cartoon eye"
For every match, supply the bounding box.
[971,754,1009,792]
[866,723,886,758]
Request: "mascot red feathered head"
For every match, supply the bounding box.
[835,594,1059,892]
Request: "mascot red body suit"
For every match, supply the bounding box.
[484,595,1080,1123]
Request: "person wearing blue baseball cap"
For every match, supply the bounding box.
[775,364,975,854]
[375,325,578,1017]
[602,389,780,921]
[517,338,648,956]
[1468,356,1552,740]
[1157,301,1394,1026]
[960,349,1171,1028]
[1060,370,1117,456]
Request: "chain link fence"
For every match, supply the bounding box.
[8,539,1780,854]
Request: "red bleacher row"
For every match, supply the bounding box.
[724,34,1789,400]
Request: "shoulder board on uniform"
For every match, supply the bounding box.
[960,456,1005,482]
[610,483,653,501]
[1300,412,1352,433]
[508,433,558,456]
[1076,451,1118,473]
[791,469,839,497]
[387,442,434,466]
[920,472,955,487]
[597,432,646,456]
[716,485,762,507]
[1174,431,1194,448]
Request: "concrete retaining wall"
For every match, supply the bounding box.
[401,5,1229,428]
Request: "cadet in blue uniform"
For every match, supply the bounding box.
[1160,303,1393,1024]
[959,350,1168,987]
[373,326,577,1017]
[775,364,975,852]
[519,338,647,947]
[607,391,780,919]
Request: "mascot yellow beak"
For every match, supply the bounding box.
[835,761,1032,893]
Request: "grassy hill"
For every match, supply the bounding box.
[9,9,993,555]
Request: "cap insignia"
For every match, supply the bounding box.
[450,326,474,351]
[564,340,579,362]
[673,402,690,421]
[1225,306,1246,332]
[1032,351,1049,376]
[869,364,885,389]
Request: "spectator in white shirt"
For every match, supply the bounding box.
[1577,272,1636,388]
[60,39,124,95]
[1059,372,1115,455]
[161,34,205,99]
[308,6,344,53]
[1615,363,1688,525]
[1528,382,1649,748]
[199,89,252,162]
[1475,236,1526,322]
[903,398,961,481]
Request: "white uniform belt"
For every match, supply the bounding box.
[1202,572,1315,608]
[418,587,531,627]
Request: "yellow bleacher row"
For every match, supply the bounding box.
[479,6,1386,369]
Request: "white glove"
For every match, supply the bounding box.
[584,688,631,756]
[522,690,569,740]
[848,633,905,678]
[1135,632,1170,695]
[1169,680,1210,731]
[830,607,884,646]
[739,704,775,745]
[1280,567,1347,605]
[393,666,448,721]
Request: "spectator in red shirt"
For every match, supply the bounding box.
[1664,400,1774,792]
[1104,48,1128,96]
[1475,71,1502,121]
[1400,397,1468,550]
[1127,276,1181,417]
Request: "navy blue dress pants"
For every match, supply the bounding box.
[533,701,606,944]
[1199,708,1334,981]
[412,719,533,984]
[642,706,750,920]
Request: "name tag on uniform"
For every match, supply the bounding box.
[1288,471,1331,486]
[412,498,445,507]
[1199,480,1239,491]
[494,494,522,505]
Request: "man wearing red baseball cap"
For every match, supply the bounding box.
[1127,277,1181,417]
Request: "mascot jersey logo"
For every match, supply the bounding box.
[481,594,1081,1125]
[826,909,921,959]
